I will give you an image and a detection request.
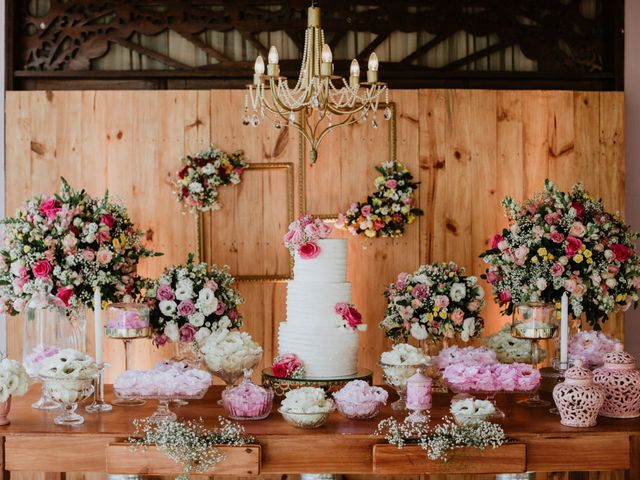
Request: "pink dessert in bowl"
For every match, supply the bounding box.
[333,380,388,420]
[222,371,273,420]
[105,303,151,339]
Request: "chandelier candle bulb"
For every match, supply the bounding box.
[367,52,379,83]
[349,59,360,87]
[267,47,279,77]
[320,44,333,76]
[253,55,265,84]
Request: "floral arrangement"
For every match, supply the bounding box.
[480,180,640,329]
[374,416,507,461]
[145,254,243,347]
[444,362,540,393]
[334,303,366,331]
[381,262,485,343]
[280,387,334,414]
[483,324,547,364]
[432,346,497,371]
[0,358,30,403]
[174,145,248,214]
[114,360,211,398]
[450,396,496,425]
[271,354,305,379]
[569,330,621,369]
[0,178,159,314]
[129,417,254,480]
[282,215,332,259]
[336,161,423,238]
[200,327,262,375]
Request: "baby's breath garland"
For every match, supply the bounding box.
[128,417,254,480]
[374,416,507,462]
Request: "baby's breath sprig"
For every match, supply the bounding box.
[373,415,506,462]
[128,417,254,480]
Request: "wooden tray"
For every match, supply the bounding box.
[373,443,526,474]
[105,443,260,476]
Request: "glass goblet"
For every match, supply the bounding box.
[40,375,95,426]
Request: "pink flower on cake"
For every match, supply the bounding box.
[38,198,62,220]
[153,334,169,347]
[272,353,305,379]
[335,302,365,331]
[298,242,320,259]
[32,260,52,278]
[304,223,319,237]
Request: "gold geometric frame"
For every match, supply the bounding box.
[197,161,295,282]
[298,102,397,219]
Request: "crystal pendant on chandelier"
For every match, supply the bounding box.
[245,4,388,164]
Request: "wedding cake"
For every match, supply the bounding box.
[279,216,365,379]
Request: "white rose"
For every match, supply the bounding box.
[175,285,193,301]
[460,317,477,342]
[198,288,218,308]
[199,302,217,316]
[410,323,428,341]
[450,283,467,302]
[164,321,179,342]
[189,312,205,327]
[605,278,618,288]
[159,300,177,317]
[536,278,548,291]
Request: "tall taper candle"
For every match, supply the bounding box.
[560,292,569,367]
[94,287,103,365]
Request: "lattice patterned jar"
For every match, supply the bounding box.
[552,359,604,427]
[593,344,640,418]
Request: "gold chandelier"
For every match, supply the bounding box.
[244,4,390,164]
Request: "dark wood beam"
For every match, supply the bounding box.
[174,30,233,65]
[401,33,451,64]
[442,40,510,70]
[357,34,389,61]
[236,28,269,57]
[113,39,193,70]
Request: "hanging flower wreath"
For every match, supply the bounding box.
[174,145,248,214]
[336,161,423,238]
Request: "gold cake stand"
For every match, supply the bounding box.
[262,368,373,397]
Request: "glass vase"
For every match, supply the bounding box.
[23,292,88,410]
[422,337,452,393]
[171,341,202,406]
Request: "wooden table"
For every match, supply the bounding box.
[1,386,639,478]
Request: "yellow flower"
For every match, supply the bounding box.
[548,254,556,261]
[439,310,448,319]
[448,272,455,278]
[365,229,376,238]
[182,178,189,186]
[586,258,593,264]
[579,244,586,252]
[537,247,548,256]
[113,238,121,249]
[426,313,434,322]
[23,245,31,253]
[531,256,539,264]
[573,254,584,264]
[584,249,592,258]
[433,305,440,312]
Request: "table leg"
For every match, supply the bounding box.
[0,437,8,480]
[630,435,640,480]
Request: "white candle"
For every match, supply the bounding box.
[94,287,103,365]
[560,292,569,367]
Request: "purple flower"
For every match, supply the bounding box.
[177,299,196,317]
[156,284,175,301]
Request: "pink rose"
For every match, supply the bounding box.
[385,179,398,189]
[32,260,52,278]
[545,212,560,225]
[56,287,73,307]
[550,231,565,243]
[396,272,409,289]
[62,233,78,252]
[179,323,197,342]
[205,280,218,292]
[361,205,373,216]
[412,283,428,300]
[569,222,586,238]
[344,306,363,329]
[468,300,480,312]
[97,229,111,244]
[178,299,196,317]
[82,249,96,262]
[564,278,577,292]
[499,289,512,303]
[156,284,175,301]
[513,246,529,265]
[304,223,319,237]
[96,249,113,265]
[318,222,332,238]
[298,242,320,259]
[38,198,62,220]
[610,243,632,262]
[335,302,349,315]
[450,309,464,325]
[100,214,115,228]
[571,201,585,221]
[607,264,620,276]
[215,302,226,315]
[272,363,288,378]
[486,270,500,284]
[153,334,169,347]
[550,263,565,277]
[435,295,449,308]
[565,236,582,256]
[272,354,303,378]
[228,308,238,320]
[490,234,503,249]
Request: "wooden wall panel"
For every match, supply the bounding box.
[4,89,626,392]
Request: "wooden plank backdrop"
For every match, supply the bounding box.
[3,89,625,480]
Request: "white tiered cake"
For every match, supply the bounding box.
[278,239,359,378]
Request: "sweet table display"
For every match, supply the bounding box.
[510,302,558,407]
[37,349,99,426]
[222,370,274,421]
[114,360,211,422]
[278,386,335,429]
[332,380,388,420]
[593,344,640,418]
[553,359,605,427]
[379,344,429,410]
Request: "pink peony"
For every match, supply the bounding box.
[565,236,582,256]
[177,299,196,317]
[38,198,62,220]
[411,283,428,300]
[298,242,320,259]
[550,231,565,243]
[156,284,175,301]
[96,249,113,265]
[304,223,319,237]
[318,222,332,238]
[550,262,565,277]
[179,323,197,342]
[32,260,52,278]
[499,289,512,303]
[610,243,632,262]
[100,214,115,228]
[55,287,73,306]
[435,295,450,308]
[490,234,504,249]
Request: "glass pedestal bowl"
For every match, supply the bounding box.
[204,354,261,405]
[40,375,95,426]
[278,407,333,429]
[114,387,209,423]
[379,362,426,411]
